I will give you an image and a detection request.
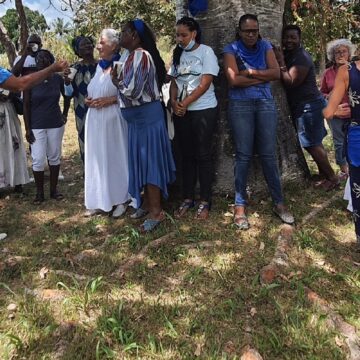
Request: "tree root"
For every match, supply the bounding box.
[260,224,294,284]
[306,288,360,360]
[300,192,340,226]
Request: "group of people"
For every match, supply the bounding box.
[0,15,359,247]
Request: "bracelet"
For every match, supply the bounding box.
[280,66,287,72]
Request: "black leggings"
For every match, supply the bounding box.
[174,107,217,203]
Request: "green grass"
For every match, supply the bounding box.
[0,114,359,359]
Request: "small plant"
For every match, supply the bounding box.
[296,229,319,249]
[97,302,140,353]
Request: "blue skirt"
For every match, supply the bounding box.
[121,101,176,207]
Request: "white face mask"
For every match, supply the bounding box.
[180,38,195,51]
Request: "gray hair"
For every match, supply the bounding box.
[101,28,120,48]
[326,38,357,62]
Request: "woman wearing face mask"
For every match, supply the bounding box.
[169,16,219,220]
[223,14,294,230]
[23,50,70,204]
[64,36,98,164]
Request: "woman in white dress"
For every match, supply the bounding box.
[84,29,131,217]
[0,90,29,192]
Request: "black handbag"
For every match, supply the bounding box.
[10,93,23,115]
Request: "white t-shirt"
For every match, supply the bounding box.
[170,44,219,111]
[13,55,37,69]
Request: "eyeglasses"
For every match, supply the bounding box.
[240,29,259,35]
[334,49,349,56]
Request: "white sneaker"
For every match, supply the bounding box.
[84,209,101,217]
[58,170,64,181]
[0,233,7,241]
[112,204,128,218]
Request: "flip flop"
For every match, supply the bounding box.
[140,211,166,233]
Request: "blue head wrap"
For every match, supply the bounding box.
[133,19,145,39]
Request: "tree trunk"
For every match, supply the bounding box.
[176,0,309,194]
[0,20,17,67]
[15,0,29,53]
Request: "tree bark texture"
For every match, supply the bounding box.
[15,0,29,53]
[0,20,17,66]
[176,0,309,194]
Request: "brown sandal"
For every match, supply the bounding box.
[194,203,210,220]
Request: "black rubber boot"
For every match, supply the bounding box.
[49,165,63,200]
[33,171,45,204]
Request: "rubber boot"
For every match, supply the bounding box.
[33,170,45,204]
[49,165,63,200]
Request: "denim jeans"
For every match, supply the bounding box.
[174,107,217,203]
[228,98,284,206]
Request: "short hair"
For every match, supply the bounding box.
[326,39,357,62]
[100,28,120,50]
[71,36,94,57]
[282,24,301,38]
[35,49,55,65]
[27,34,42,45]
[238,14,258,29]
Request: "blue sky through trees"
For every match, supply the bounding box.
[0,0,73,24]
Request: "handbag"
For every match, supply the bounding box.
[10,93,23,115]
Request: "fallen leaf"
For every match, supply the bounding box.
[194,343,202,357]
[39,267,49,279]
[224,211,233,217]
[353,261,360,267]
[335,335,343,347]
[259,242,265,251]
[224,340,236,355]
[250,307,257,317]
[253,212,260,218]
[7,303,17,312]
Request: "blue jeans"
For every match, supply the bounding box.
[328,117,348,167]
[228,98,284,206]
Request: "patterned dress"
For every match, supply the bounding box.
[0,99,29,188]
[346,61,360,244]
[71,62,97,162]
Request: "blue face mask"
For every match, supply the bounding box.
[180,38,195,51]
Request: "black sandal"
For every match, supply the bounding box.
[33,193,45,205]
[50,191,64,200]
[174,200,195,218]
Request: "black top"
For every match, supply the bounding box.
[284,47,322,115]
[30,74,64,129]
[349,62,360,121]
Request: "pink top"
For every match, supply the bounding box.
[320,65,350,119]
[321,65,349,103]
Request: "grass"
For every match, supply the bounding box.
[0,113,359,359]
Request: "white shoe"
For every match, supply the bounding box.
[0,233,7,241]
[84,209,101,217]
[112,204,128,218]
[58,170,64,181]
